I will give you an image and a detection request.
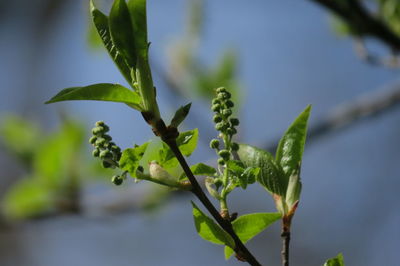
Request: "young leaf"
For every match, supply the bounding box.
[324,253,345,266]
[238,144,286,196]
[119,142,149,177]
[169,103,192,128]
[127,0,148,55]
[180,163,216,180]
[191,202,235,248]
[109,0,137,67]
[90,1,132,84]
[224,212,281,259]
[176,128,199,156]
[276,105,311,178]
[46,83,143,111]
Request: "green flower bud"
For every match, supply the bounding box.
[95,138,107,147]
[137,165,144,173]
[92,126,104,135]
[215,122,225,131]
[216,87,226,93]
[103,134,112,141]
[211,104,221,112]
[211,98,221,105]
[100,150,113,159]
[214,178,223,188]
[111,145,121,153]
[111,175,123,186]
[225,100,234,108]
[218,158,225,165]
[102,161,112,168]
[95,121,105,127]
[231,142,239,151]
[89,136,97,145]
[218,149,230,160]
[102,124,110,132]
[213,115,222,123]
[222,109,232,117]
[218,92,231,100]
[209,139,220,149]
[230,118,239,126]
[227,127,237,136]
[92,148,100,157]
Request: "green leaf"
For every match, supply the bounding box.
[238,144,286,196]
[119,142,149,177]
[127,0,148,55]
[324,253,345,266]
[46,83,143,110]
[170,103,192,128]
[224,212,281,259]
[109,0,137,67]
[2,178,53,220]
[180,163,216,180]
[90,1,132,84]
[176,128,199,156]
[191,202,235,248]
[276,105,311,178]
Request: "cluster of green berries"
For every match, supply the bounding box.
[209,87,240,165]
[89,121,122,170]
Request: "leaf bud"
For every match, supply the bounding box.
[111,175,123,186]
[213,115,222,123]
[218,149,230,160]
[209,139,220,149]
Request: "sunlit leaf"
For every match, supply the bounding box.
[191,202,235,248]
[238,144,286,196]
[46,83,143,111]
[90,0,132,84]
[180,163,216,180]
[324,253,345,266]
[224,212,281,259]
[109,0,137,67]
[127,0,148,55]
[120,142,149,177]
[176,128,198,156]
[170,103,192,128]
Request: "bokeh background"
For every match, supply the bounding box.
[0,0,399,265]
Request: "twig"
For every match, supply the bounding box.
[165,139,262,266]
[281,229,290,266]
[353,38,400,68]
[308,0,400,50]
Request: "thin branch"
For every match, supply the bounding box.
[165,139,262,266]
[308,0,400,51]
[281,229,290,266]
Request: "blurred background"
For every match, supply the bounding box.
[0,0,399,265]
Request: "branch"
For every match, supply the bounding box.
[165,139,262,266]
[309,0,400,50]
[265,81,400,152]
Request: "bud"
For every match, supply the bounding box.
[95,121,105,127]
[216,87,226,93]
[213,115,222,123]
[103,134,112,141]
[149,161,177,186]
[89,136,97,145]
[100,150,113,159]
[230,118,239,126]
[231,142,239,151]
[222,109,232,117]
[92,126,104,135]
[218,149,230,160]
[212,98,221,105]
[205,178,220,199]
[211,104,221,112]
[210,139,220,150]
[102,161,112,168]
[215,122,226,131]
[227,127,237,136]
[225,100,234,108]
[92,148,100,157]
[111,175,123,186]
[218,158,225,165]
[95,138,107,147]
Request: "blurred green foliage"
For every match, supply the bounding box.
[0,116,87,220]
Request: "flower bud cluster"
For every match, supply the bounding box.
[89,121,121,169]
[209,87,240,165]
